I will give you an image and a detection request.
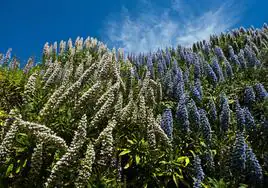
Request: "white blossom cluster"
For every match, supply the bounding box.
[75,141,95,188]
[75,62,84,80]
[45,115,87,187]
[120,90,135,122]
[74,81,102,112]
[59,40,66,54]
[42,60,55,81]
[39,84,67,117]
[95,119,116,166]
[147,109,172,148]
[43,61,62,89]
[23,72,38,103]
[28,142,43,181]
[15,118,68,151]
[0,122,18,163]
[90,82,120,128]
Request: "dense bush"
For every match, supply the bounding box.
[0,25,268,188]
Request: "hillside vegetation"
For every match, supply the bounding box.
[0,24,268,188]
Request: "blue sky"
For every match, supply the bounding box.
[0,0,267,64]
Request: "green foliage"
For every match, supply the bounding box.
[1,26,268,187]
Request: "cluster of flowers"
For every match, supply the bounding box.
[1,23,268,187]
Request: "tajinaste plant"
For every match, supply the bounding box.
[205,62,218,87]
[75,62,84,80]
[219,94,230,132]
[245,144,263,184]
[39,84,67,117]
[231,132,246,174]
[238,49,247,70]
[193,155,205,188]
[74,81,102,112]
[61,61,74,85]
[145,85,157,107]
[148,109,172,147]
[90,82,119,128]
[75,141,95,188]
[175,81,185,101]
[94,81,115,109]
[43,61,62,89]
[42,59,55,81]
[0,122,19,164]
[244,46,259,68]
[54,62,97,110]
[235,100,245,132]
[176,95,190,133]
[160,108,173,139]
[45,115,88,187]
[98,52,113,80]
[140,89,149,118]
[120,90,135,122]
[191,84,202,104]
[28,143,43,185]
[199,109,212,145]
[194,59,201,80]
[211,58,224,82]
[195,79,203,99]
[254,83,268,101]
[244,107,256,132]
[23,57,34,74]
[23,72,38,103]
[184,67,190,85]
[202,149,215,173]
[95,119,116,166]
[43,42,50,58]
[187,99,200,131]
[15,117,67,151]
[59,40,66,54]
[223,60,233,78]
[214,46,226,61]
[207,99,217,125]
[113,92,123,120]
[244,86,256,107]
[147,123,156,149]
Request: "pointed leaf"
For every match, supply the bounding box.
[119,149,131,156]
[135,155,140,165]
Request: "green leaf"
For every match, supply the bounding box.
[6,164,14,176]
[189,150,196,157]
[200,141,207,147]
[201,182,209,188]
[127,139,134,145]
[159,161,168,165]
[135,155,140,165]
[124,158,133,169]
[15,166,21,174]
[174,172,183,179]
[176,156,190,167]
[119,149,131,156]
[176,156,187,162]
[173,175,179,187]
[23,159,27,167]
[185,157,190,166]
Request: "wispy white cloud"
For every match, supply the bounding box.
[105,0,244,54]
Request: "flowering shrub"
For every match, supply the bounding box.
[0,24,268,187]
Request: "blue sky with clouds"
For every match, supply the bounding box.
[0,0,267,63]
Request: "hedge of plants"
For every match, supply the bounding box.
[0,24,268,188]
